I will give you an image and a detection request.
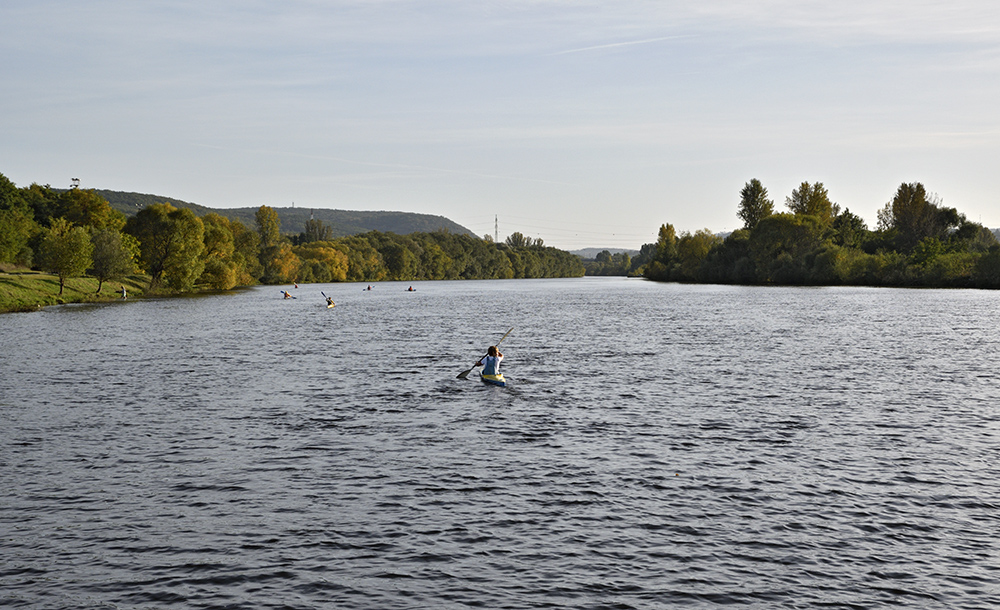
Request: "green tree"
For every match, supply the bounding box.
[737,179,774,230]
[380,241,419,280]
[831,208,868,249]
[785,182,839,224]
[0,173,38,264]
[302,218,333,243]
[973,248,1000,287]
[0,208,35,264]
[125,203,205,290]
[256,205,290,282]
[90,229,138,293]
[750,213,825,283]
[37,217,94,295]
[230,220,262,285]
[21,183,59,225]
[700,229,756,284]
[54,188,126,231]
[645,224,678,280]
[877,182,961,253]
[505,232,531,248]
[676,229,723,280]
[255,205,281,248]
[198,213,239,290]
[628,243,657,276]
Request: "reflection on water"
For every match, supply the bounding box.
[2,278,999,609]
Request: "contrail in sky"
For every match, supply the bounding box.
[552,35,690,55]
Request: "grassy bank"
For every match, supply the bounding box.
[0,266,149,313]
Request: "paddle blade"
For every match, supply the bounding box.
[457,368,473,379]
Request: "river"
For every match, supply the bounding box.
[1,277,998,609]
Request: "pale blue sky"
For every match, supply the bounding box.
[2,1,998,249]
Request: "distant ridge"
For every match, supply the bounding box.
[95,189,475,238]
[571,248,640,259]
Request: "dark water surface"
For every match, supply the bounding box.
[2,278,999,609]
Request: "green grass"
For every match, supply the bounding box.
[0,266,149,313]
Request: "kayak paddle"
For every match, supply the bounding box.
[457,327,513,379]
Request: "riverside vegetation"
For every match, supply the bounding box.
[0,172,583,313]
[638,180,1000,287]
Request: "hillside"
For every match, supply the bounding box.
[571,248,640,259]
[95,190,474,238]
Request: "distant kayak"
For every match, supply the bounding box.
[326,303,335,308]
[481,373,506,387]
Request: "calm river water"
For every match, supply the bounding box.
[2,278,999,609]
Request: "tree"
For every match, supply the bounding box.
[293,243,349,282]
[255,205,289,282]
[54,188,126,231]
[90,229,138,293]
[645,224,678,281]
[37,218,93,295]
[628,243,657,276]
[380,241,419,280]
[260,242,300,284]
[0,208,36,265]
[877,183,961,252]
[749,213,825,283]
[831,209,868,249]
[0,173,37,264]
[676,229,723,280]
[230,220,262,285]
[737,179,774,230]
[302,218,333,243]
[124,203,205,290]
[199,213,239,290]
[785,182,839,224]
[255,205,281,248]
[505,232,531,248]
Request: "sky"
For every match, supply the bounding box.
[2,0,999,250]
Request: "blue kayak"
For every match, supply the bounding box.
[480,373,506,387]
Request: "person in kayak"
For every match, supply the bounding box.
[326,295,335,307]
[476,345,503,376]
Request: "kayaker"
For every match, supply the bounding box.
[476,345,503,376]
[283,290,293,299]
[326,296,335,307]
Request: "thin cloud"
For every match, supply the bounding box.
[551,35,690,55]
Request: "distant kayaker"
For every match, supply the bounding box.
[283,290,293,299]
[476,345,503,376]
[407,286,415,292]
[326,296,335,307]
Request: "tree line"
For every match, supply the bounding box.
[641,180,1000,287]
[0,173,583,294]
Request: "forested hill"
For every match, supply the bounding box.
[94,190,474,238]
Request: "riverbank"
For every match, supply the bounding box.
[0,265,149,313]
